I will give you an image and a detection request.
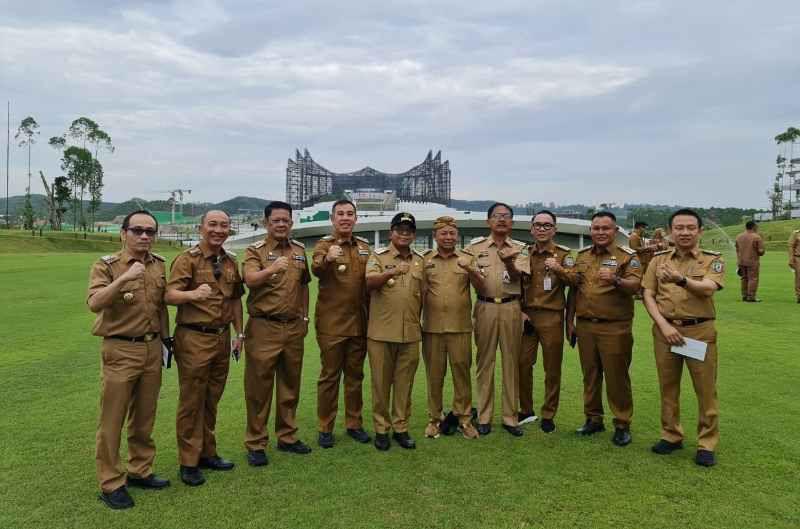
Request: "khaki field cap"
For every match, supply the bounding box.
[433,216,457,230]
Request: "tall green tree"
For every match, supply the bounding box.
[60,146,93,230]
[88,159,104,229]
[53,176,71,230]
[15,116,39,193]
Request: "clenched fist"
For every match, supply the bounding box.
[326,244,344,262]
[457,256,472,270]
[193,283,213,301]
[597,267,617,285]
[270,256,290,274]
[121,262,146,282]
[497,247,520,262]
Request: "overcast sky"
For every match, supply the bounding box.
[1,1,798,207]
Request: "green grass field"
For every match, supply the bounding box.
[0,241,798,529]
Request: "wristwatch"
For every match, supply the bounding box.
[676,276,688,288]
[612,276,622,288]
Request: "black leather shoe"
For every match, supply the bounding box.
[127,473,171,489]
[199,455,234,471]
[318,432,334,448]
[540,418,556,433]
[695,449,716,467]
[98,486,134,510]
[576,420,605,436]
[612,427,632,447]
[651,439,684,455]
[247,449,269,467]
[502,424,524,437]
[179,466,205,487]
[277,440,312,454]
[476,423,492,436]
[346,428,371,444]
[392,432,416,449]
[374,433,390,451]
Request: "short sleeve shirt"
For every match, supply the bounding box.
[642,248,725,319]
[465,237,528,298]
[522,242,573,312]
[243,236,311,318]
[422,249,473,333]
[568,244,642,321]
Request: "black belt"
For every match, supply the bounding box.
[252,314,299,323]
[668,318,713,327]
[108,333,159,343]
[577,317,617,324]
[477,295,519,304]
[179,323,228,335]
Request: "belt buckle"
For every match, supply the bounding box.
[591,318,600,323]
[673,320,683,326]
[144,333,156,342]
[216,327,225,335]
[493,297,502,304]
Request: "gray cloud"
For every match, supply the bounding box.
[1,0,798,207]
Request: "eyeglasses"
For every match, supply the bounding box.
[490,213,512,220]
[212,256,222,280]
[532,223,555,231]
[127,227,157,237]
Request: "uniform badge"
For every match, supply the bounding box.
[502,270,511,284]
[267,252,277,261]
[123,292,135,303]
[564,256,575,268]
[630,258,641,269]
[602,259,617,267]
[358,250,370,256]
[387,278,396,286]
[293,254,306,262]
[712,259,723,273]
[337,264,347,272]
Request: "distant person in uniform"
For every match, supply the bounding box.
[87,210,171,510]
[518,210,574,433]
[735,221,765,302]
[556,211,642,447]
[242,201,313,467]
[165,210,244,486]
[420,216,483,440]
[465,203,529,437]
[651,228,669,251]
[365,212,426,450]
[628,221,650,299]
[789,229,800,303]
[642,208,724,467]
[311,199,372,448]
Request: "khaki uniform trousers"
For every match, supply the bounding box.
[367,339,420,434]
[316,333,367,433]
[793,263,800,299]
[519,309,564,420]
[174,326,230,466]
[739,264,759,299]
[653,321,720,451]
[575,319,634,428]
[473,300,521,427]
[422,332,473,424]
[96,337,162,493]
[244,318,305,449]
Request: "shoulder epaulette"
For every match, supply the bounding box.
[355,235,370,245]
[555,244,571,252]
[578,246,592,253]
[421,248,434,256]
[374,247,389,255]
[701,249,721,256]
[459,247,474,256]
[290,239,305,249]
[188,246,201,256]
[250,240,266,249]
[321,235,335,241]
[101,254,119,264]
[654,249,671,256]
[794,229,800,234]
[511,238,526,246]
[619,246,636,255]
[151,253,165,262]
[225,249,237,258]
[413,249,425,258]
[469,236,486,245]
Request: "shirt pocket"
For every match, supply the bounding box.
[117,277,143,304]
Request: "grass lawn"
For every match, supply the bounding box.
[0,244,797,529]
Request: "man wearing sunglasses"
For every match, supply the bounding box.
[165,210,244,486]
[87,210,171,510]
[519,210,574,434]
[243,201,313,466]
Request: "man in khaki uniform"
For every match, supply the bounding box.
[735,221,765,302]
[165,210,244,486]
[365,212,425,451]
[642,208,725,467]
[243,201,312,466]
[466,202,529,437]
[519,210,573,434]
[312,199,372,448]
[629,221,652,292]
[556,211,642,446]
[421,216,483,440]
[789,229,800,303]
[87,210,171,510]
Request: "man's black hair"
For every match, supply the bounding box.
[668,208,703,229]
[745,220,757,230]
[591,211,617,223]
[331,199,357,215]
[122,210,159,231]
[487,202,514,219]
[634,221,648,229]
[533,209,557,224]
[264,201,293,219]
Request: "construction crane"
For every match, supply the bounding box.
[149,189,192,224]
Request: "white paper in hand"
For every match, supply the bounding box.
[162,343,172,368]
[670,337,707,362]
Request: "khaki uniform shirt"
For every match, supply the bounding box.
[87,250,166,337]
[167,245,244,327]
[522,242,573,311]
[243,236,310,318]
[421,248,474,333]
[735,231,764,266]
[311,234,371,337]
[465,236,529,298]
[642,248,725,319]
[789,230,800,263]
[366,243,425,343]
[568,244,642,321]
